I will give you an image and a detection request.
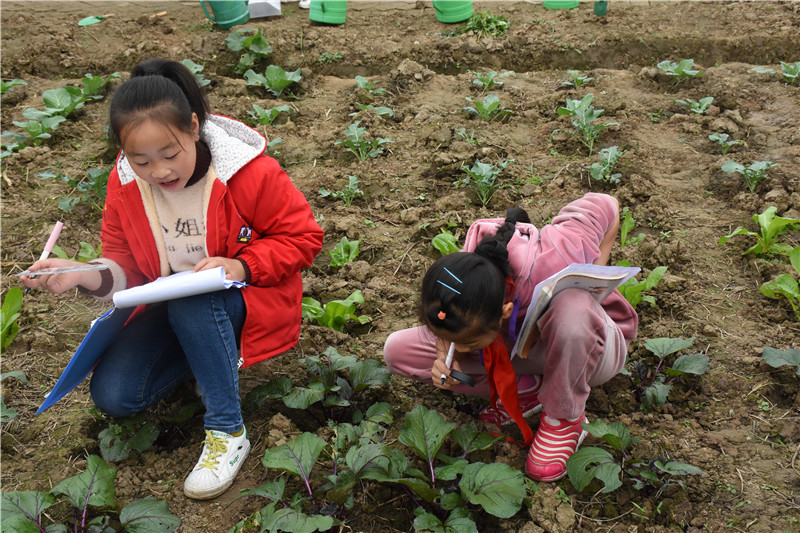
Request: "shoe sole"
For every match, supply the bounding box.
[183,440,251,500]
[527,429,588,482]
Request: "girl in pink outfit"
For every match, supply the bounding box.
[383,193,638,481]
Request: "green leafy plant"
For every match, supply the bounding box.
[620,207,645,247]
[761,345,800,375]
[179,59,211,87]
[265,137,282,156]
[319,175,364,207]
[1,130,26,159]
[334,121,393,161]
[454,128,480,145]
[589,146,625,184]
[39,167,109,212]
[350,103,394,118]
[354,75,386,95]
[1,455,180,532]
[22,73,119,120]
[1,287,24,353]
[708,132,745,155]
[247,103,292,126]
[616,260,667,309]
[628,337,709,411]
[556,93,618,155]
[1,370,27,423]
[562,70,593,88]
[302,290,371,331]
[721,159,778,192]
[1,78,26,95]
[760,246,800,321]
[675,96,714,114]
[98,413,160,462]
[470,70,513,92]
[50,241,103,263]
[226,27,273,74]
[11,115,66,146]
[463,94,513,121]
[432,230,460,256]
[567,418,701,494]
[719,206,799,257]
[244,65,302,98]
[318,51,343,63]
[751,61,800,85]
[328,236,361,268]
[657,59,702,83]
[457,159,513,207]
[457,11,510,38]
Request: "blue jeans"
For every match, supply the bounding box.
[89,289,246,433]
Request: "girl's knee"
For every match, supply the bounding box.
[383,331,404,372]
[89,377,140,418]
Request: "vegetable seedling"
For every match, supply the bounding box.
[657,58,702,84]
[1,288,23,353]
[247,103,292,126]
[761,345,800,375]
[470,70,513,92]
[721,159,778,192]
[1,78,26,95]
[675,96,714,114]
[39,167,109,212]
[319,175,364,207]
[457,159,513,207]
[432,230,460,256]
[302,290,371,331]
[708,132,745,155]
[451,11,510,38]
[328,236,361,268]
[179,59,211,87]
[620,207,645,247]
[719,206,799,258]
[334,121,393,161]
[760,247,800,321]
[354,75,386,95]
[350,103,394,118]
[616,260,667,309]
[226,27,273,74]
[50,241,102,263]
[455,128,480,145]
[463,94,513,121]
[589,145,625,184]
[562,70,593,88]
[1,370,27,422]
[244,65,302,98]
[318,51,343,63]
[98,413,159,462]
[556,93,618,155]
[751,61,800,85]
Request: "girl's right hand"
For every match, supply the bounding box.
[431,339,465,390]
[20,259,96,294]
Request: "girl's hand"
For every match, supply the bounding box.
[431,339,466,390]
[194,257,246,282]
[20,258,100,294]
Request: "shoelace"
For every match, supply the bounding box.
[198,431,228,470]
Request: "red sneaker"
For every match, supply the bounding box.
[525,412,588,482]
[478,377,542,426]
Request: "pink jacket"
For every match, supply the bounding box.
[462,193,638,343]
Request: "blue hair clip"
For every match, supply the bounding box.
[443,267,462,284]
[436,280,462,295]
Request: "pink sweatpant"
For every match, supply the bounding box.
[383,289,627,420]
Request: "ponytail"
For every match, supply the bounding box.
[419,206,530,334]
[109,58,210,147]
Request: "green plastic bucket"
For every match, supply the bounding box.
[594,1,608,16]
[200,0,250,29]
[543,0,580,9]
[309,0,347,25]
[432,0,473,24]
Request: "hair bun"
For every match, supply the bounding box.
[474,240,509,263]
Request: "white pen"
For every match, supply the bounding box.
[440,343,455,385]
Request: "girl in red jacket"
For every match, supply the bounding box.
[22,58,323,499]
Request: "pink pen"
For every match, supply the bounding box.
[24,221,64,296]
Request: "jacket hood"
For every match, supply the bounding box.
[115,114,266,186]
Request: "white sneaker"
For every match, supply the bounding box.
[183,428,250,500]
[299,0,311,9]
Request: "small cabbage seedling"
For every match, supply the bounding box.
[629,337,709,411]
[708,132,745,155]
[179,59,211,87]
[675,96,714,115]
[556,93,618,155]
[432,230,460,256]
[760,247,800,321]
[334,121,393,161]
[453,11,510,38]
[248,103,292,126]
[328,236,361,268]
[458,159,513,207]
[1,288,23,354]
[354,75,386,95]
[463,94,513,121]
[761,345,800,375]
[1,78,26,95]
[350,103,394,118]
[51,241,102,263]
[244,65,302,98]
[719,206,799,258]
[471,70,513,92]
[751,61,800,85]
[455,128,480,145]
[318,51,343,63]
[302,290,371,331]
[657,58,702,83]
[616,260,666,309]
[39,167,109,212]
[11,116,66,146]
[589,145,625,184]
[620,207,645,247]
[98,413,159,462]
[1,130,26,159]
[1,370,27,423]
[226,27,273,74]
[721,159,778,192]
[562,70,593,88]
[319,175,364,207]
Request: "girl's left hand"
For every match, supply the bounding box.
[194,257,246,282]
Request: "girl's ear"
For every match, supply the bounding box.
[501,301,515,320]
[191,113,200,140]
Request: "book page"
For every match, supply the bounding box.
[112,267,246,309]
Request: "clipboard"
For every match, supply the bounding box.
[36,306,134,414]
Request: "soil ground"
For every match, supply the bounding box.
[1,1,799,532]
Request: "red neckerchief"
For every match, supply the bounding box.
[480,278,534,447]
